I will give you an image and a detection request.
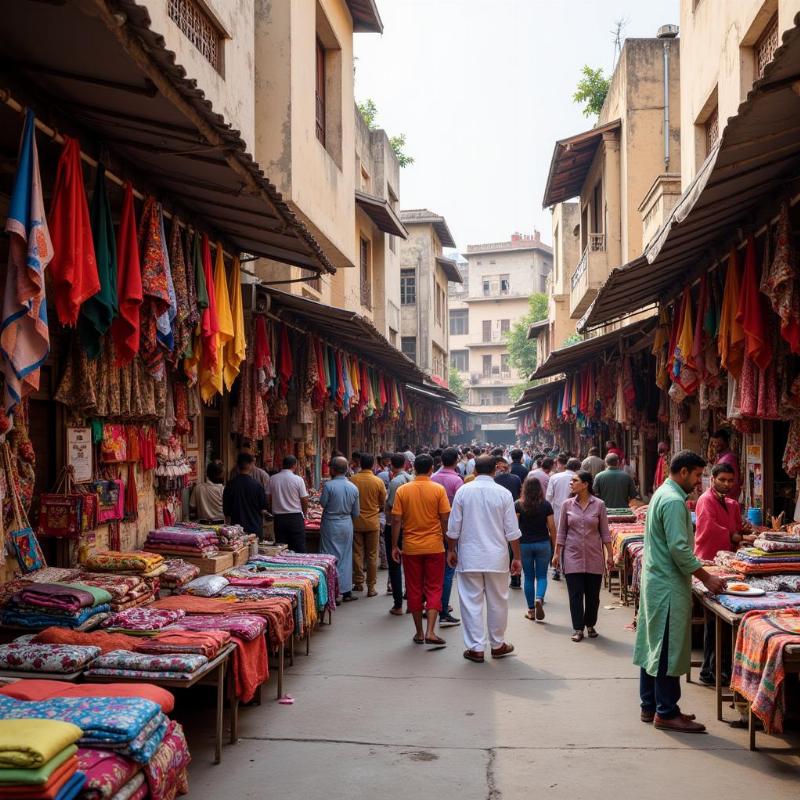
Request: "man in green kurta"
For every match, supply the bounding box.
[633,450,726,733]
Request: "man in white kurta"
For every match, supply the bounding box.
[446,455,522,662]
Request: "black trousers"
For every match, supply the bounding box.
[565,572,603,630]
[701,614,732,682]
[384,526,403,608]
[274,513,306,553]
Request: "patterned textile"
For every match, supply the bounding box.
[135,630,229,659]
[101,608,184,633]
[159,560,199,590]
[609,525,646,567]
[77,748,139,800]
[143,720,190,800]
[0,643,99,673]
[87,650,206,675]
[83,552,163,575]
[731,608,800,732]
[752,536,800,552]
[715,592,800,614]
[2,604,110,630]
[627,540,646,595]
[110,772,145,800]
[0,718,81,769]
[169,613,266,642]
[181,575,228,597]
[12,583,96,613]
[746,574,800,592]
[31,628,138,656]
[23,568,81,584]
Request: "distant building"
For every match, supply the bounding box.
[399,209,462,386]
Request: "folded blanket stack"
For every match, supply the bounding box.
[752,535,800,553]
[609,525,646,567]
[101,608,185,635]
[143,528,219,559]
[84,650,208,682]
[731,546,800,575]
[0,718,84,800]
[248,552,340,613]
[76,574,154,613]
[159,560,200,593]
[0,643,100,674]
[82,552,165,579]
[2,583,112,631]
[714,591,800,614]
[0,695,168,765]
[177,522,248,552]
[31,627,140,656]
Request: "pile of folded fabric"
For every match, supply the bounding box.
[76,574,154,613]
[731,543,800,576]
[259,552,339,611]
[158,560,200,594]
[605,507,637,524]
[134,629,230,659]
[714,591,800,614]
[83,650,208,681]
[0,718,84,800]
[1,583,111,631]
[23,568,82,584]
[609,524,645,567]
[101,607,185,635]
[143,527,219,559]
[304,495,322,531]
[30,627,140,655]
[0,642,100,675]
[82,551,165,579]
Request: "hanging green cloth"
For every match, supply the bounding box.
[78,164,118,358]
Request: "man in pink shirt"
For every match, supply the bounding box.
[694,462,754,686]
[432,448,464,627]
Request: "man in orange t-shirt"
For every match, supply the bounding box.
[391,454,451,647]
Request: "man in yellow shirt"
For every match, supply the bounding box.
[349,453,387,596]
[391,454,451,646]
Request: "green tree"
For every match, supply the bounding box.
[505,293,548,403]
[448,367,468,403]
[358,99,415,167]
[562,333,584,347]
[573,66,610,118]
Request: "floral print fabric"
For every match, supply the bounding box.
[101,608,184,632]
[144,720,190,800]
[83,552,164,574]
[0,643,100,673]
[77,748,140,800]
[87,650,207,674]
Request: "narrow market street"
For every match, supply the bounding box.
[185,581,799,799]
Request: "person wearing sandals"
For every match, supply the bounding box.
[553,470,613,642]
[515,476,556,622]
[446,455,522,663]
[319,457,361,603]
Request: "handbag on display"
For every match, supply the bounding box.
[100,424,127,463]
[3,443,46,573]
[37,467,83,539]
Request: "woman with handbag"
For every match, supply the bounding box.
[552,470,613,642]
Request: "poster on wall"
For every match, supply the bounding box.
[186,451,199,483]
[746,445,763,464]
[66,427,93,483]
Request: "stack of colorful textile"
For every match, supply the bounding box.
[714,591,800,614]
[0,718,84,800]
[134,630,230,659]
[76,574,153,612]
[1,583,111,631]
[605,508,636,524]
[627,539,646,597]
[143,527,219,558]
[609,524,645,567]
[0,695,167,764]
[31,628,140,655]
[0,643,100,675]
[731,607,800,733]
[158,560,200,593]
[730,546,800,575]
[101,608,185,635]
[83,651,208,681]
[261,552,339,610]
[82,552,165,579]
[304,498,322,531]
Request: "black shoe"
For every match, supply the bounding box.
[439,614,461,627]
[552,570,561,581]
[510,581,522,590]
[698,673,715,686]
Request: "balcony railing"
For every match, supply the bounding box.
[589,232,606,252]
[360,281,372,310]
[571,247,588,291]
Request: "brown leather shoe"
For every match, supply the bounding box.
[463,649,485,663]
[654,714,706,733]
[490,642,515,658]
[367,588,378,597]
[389,606,403,616]
[641,710,655,723]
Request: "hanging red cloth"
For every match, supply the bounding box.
[277,324,293,397]
[692,275,709,382]
[200,234,219,369]
[111,183,143,366]
[378,373,388,409]
[335,353,346,409]
[253,315,269,370]
[48,137,100,326]
[736,235,771,370]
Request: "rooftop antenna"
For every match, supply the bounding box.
[611,17,628,69]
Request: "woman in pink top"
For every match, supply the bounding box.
[553,471,613,642]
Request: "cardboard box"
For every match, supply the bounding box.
[233,544,251,567]
[181,551,234,575]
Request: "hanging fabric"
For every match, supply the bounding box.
[48,136,100,326]
[652,304,671,391]
[154,207,177,354]
[737,234,771,370]
[225,255,246,388]
[200,244,232,402]
[78,163,118,359]
[168,218,192,360]
[670,287,698,398]
[718,247,745,379]
[0,110,53,421]
[111,183,143,367]
[199,234,219,372]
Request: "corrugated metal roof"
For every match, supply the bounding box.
[436,257,464,284]
[582,16,800,330]
[346,0,384,33]
[355,190,408,238]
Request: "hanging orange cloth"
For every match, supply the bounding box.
[718,247,745,379]
[736,235,771,370]
[200,234,219,370]
[48,137,100,326]
[200,244,233,402]
[652,304,671,391]
[672,287,698,396]
[225,255,246,388]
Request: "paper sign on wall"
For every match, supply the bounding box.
[67,427,93,483]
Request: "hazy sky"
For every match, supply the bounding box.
[354,0,678,253]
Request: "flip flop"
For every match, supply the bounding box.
[413,635,425,644]
[424,635,446,646]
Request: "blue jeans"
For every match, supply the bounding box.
[639,614,681,719]
[520,541,550,608]
[440,562,455,618]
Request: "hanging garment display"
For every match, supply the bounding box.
[225,255,246,389]
[199,234,219,374]
[719,246,745,379]
[111,183,143,367]
[669,287,698,400]
[200,245,233,402]
[737,235,771,370]
[168,219,192,361]
[48,136,100,327]
[1,110,53,422]
[762,200,800,354]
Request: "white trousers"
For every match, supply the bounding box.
[456,571,509,652]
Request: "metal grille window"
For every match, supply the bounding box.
[449,309,468,336]
[450,350,468,372]
[400,270,416,305]
[315,38,326,146]
[401,337,416,362]
[705,106,719,153]
[756,15,779,79]
[359,237,371,309]
[168,0,223,73]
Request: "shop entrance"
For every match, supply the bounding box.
[767,420,795,522]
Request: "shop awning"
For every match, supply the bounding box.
[530,317,656,380]
[405,383,460,404]
[582,16,800,330]
[436,257,464,284]
[0,0,333,274]
[527,318,549,340]
[346,0,384,33]
[355,190,408,238]
[508,379,567,416]
[542,119,621,207]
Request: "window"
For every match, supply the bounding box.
[705,105,719,153]
[401,337,416,362]
[492,389,509,405]
[434,285,441,326]
[305,273,321,292]
[359,237,371,309]
[449,309,468,336]
[400,269,416,305]
[483,280,491,297]
[480,392,491,406]
[500,319,510,334]
[389,329,397,347]
[756,15,779,79]
[450,350,468,371]
[482,320,492,342]
[500,276,510,295]
[501,353,509,373]
[315,38,326,146]
[540,273,548,293]
[168,0,224,73]
[482,354,492,377]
